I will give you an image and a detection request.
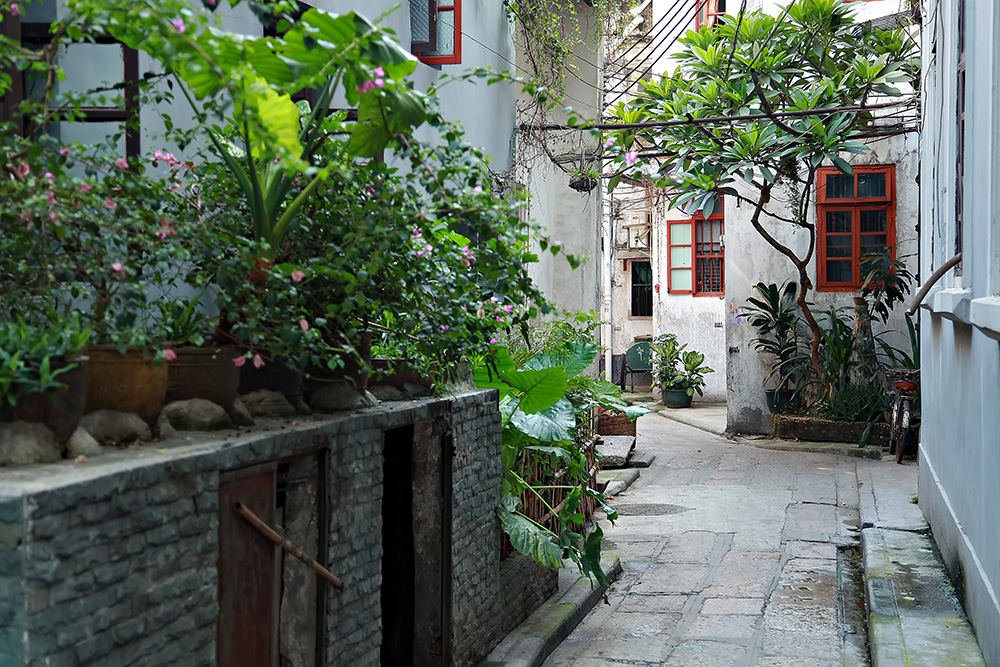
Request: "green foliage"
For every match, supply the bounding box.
[745,282,807,392]
[0,314,92,414]
[650,333,714,397]
[860,247,916,325]
[475,318,644,588]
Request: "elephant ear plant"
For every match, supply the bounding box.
[650,333,714,398]
[474,341,646,590]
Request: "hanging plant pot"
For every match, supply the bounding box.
[83,346,168,424]
[662,389,693,409]
[11,357,88,442]
[166,346,241,410]
[568,175,598,192]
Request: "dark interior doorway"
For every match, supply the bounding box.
[381,425,416,666]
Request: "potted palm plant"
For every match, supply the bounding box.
[650,333,714,408]
[745,282,806,413]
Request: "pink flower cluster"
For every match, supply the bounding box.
[232,354,265,369]
[156,217,176,239]
[460,245,474,267]
[412,227,434,258]
[355,67,385,94]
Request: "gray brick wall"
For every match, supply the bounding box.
[499,554,560,637]
[0,390,553,667]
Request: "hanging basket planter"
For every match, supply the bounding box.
[568,175,598,192]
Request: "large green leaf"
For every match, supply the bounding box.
[524,341,598,379]
[509,397,576,442]
[497,505,565,570]
[499,367,567,414]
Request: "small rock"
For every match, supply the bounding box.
[66,427,102,458]
[161,399,234,432]
[154,412,177,440]
[0,422,62,466]
[309,383,367,412]
[403,382,433,398]
[369,385,408,402]
[228,399,254,427]
[79,410,152,446]
[240,390,297,418]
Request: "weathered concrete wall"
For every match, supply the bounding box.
[917,0,1000,663]
[499,554,560,637]
[0,390,543,667]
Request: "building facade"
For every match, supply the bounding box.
[917,0,1000,663]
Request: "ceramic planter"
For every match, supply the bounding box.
[83,346,168,424]
[165,346,241,410]
[11,357,88,442]
[662,389,693,409]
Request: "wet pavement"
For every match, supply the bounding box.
[542,413,869,667]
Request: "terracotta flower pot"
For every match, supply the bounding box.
[83,346,168,424]
[165,346,241,410]
[11,357,88,443]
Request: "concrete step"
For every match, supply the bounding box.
[626,449,655,468]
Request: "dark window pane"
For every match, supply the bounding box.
[860,234,888,256]
[825,173,853,198]
[826,211,852,233]
[857,172,887,198]
[826,236,853,258]
[860,209,887,233]
[826,260,852,283]
[410,0,431,41]
[632,261,652,316]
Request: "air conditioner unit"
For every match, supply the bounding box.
[624,211,651,250]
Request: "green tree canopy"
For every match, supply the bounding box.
[606,0,918,378]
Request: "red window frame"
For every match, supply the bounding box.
[667,197,724,296]
[412,0,462,66]
[816,164,896,291]
[695,0,725,30]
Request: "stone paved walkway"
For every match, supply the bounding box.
[543,413,868,667]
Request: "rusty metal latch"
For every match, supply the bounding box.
[233,501,344,591]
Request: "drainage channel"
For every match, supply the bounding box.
[838,544,871,667]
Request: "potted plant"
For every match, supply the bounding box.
[650,333,714,408]
[0,314,92,442]
[745,282,806,413]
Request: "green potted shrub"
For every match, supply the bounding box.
[0,314,92,442]
[745,282,807,413]
[650,333,714,408]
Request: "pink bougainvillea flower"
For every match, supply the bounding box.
[16,163,29,178]
[155,230,168,240]
[490,296,499,303]
[44,172,54,179]
[232,356,246,368]
[291,270,305,282]
[10,3,20,17]
[59,147,71,156]
[103,199,116,210]
[163,349,178,362]
[355,80,376,94]
[412,227,422,239]
[473,185,483,194]
[46,191,56,205]
[171,18,185,33]
[603,139,614,149]
[625,151,639,166]
[159,217,176,235]
[374,66,385,78]
[115,157,129,170]
[298,319,309,332]
[504,304,514,313]
[253,354,265,369]
[205,0,217,6]
[440,324,450,332]
[79,183,93,193]
[496,316,505,323]
[490,337,498,344]
[111,262,125,275]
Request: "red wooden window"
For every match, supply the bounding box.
[668,198,724,296]
[695,0,725,30]
[816,164,896,290]
[411,0,462,66]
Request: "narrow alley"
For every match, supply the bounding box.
[545,413,871,667]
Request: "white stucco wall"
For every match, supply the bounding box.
[917,0,1000,663]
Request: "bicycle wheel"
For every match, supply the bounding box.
[896,401,911,464]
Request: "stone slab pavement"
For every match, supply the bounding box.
[543,413,867,667]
